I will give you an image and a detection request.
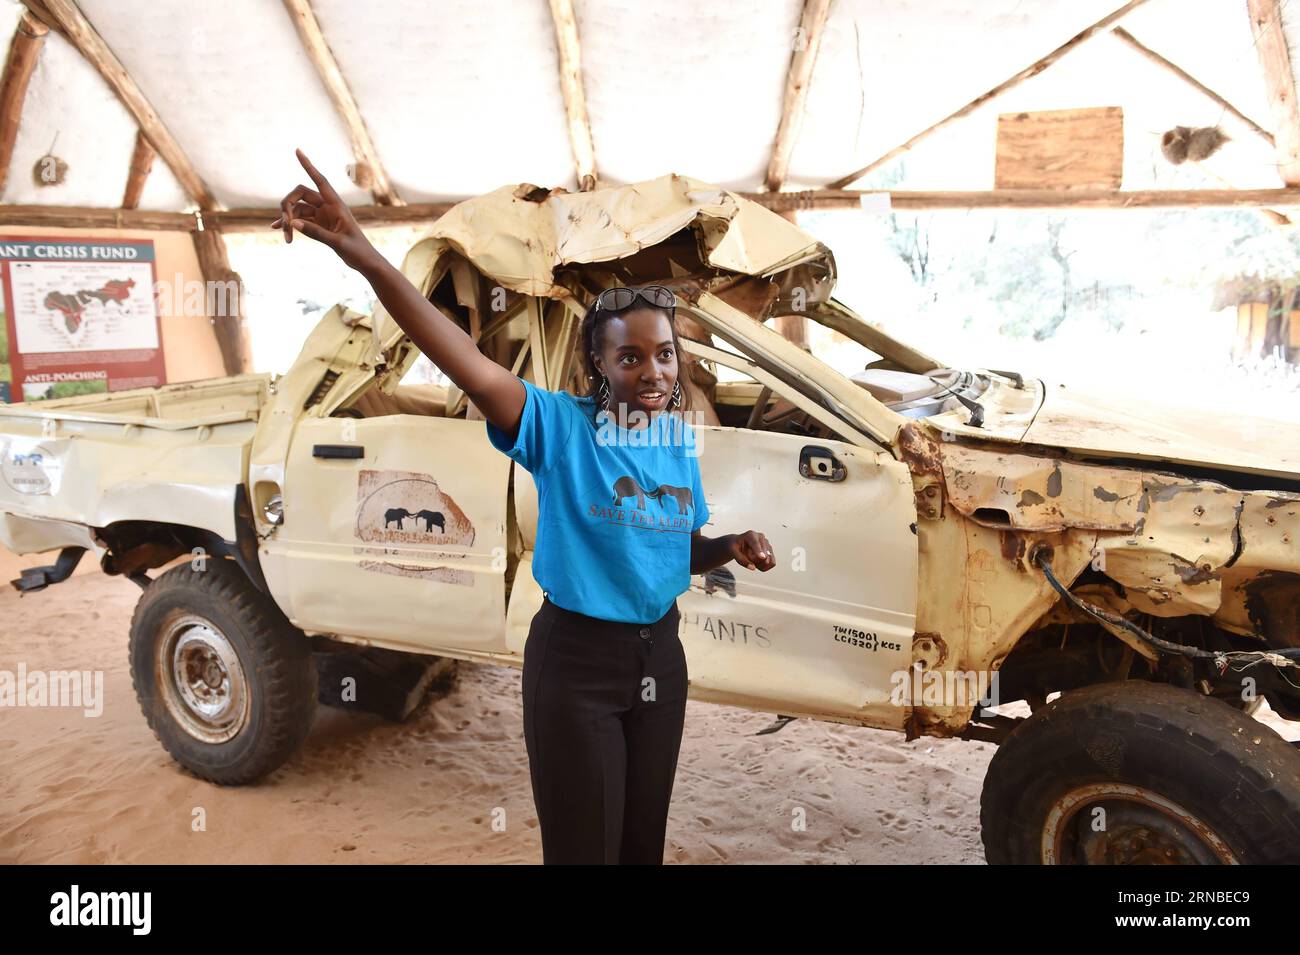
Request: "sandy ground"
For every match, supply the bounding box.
[2,568,1296,865]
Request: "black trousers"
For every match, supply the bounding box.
[522,594,688,864]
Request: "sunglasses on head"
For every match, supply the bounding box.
[594,285,676,315]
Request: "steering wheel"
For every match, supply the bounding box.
[745,385,772,430]
[745,384,816,433]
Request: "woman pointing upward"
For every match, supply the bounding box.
[274,149,775,864]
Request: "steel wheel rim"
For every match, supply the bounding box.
[157,613,249,744]
[1043,783,1238,864]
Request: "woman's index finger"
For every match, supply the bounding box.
[295,148,338,198]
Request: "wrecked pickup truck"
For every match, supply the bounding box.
[4,173,1300,864]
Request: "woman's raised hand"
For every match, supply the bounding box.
[271,149,378,271]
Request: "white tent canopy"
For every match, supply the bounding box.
[3,0,1298,215]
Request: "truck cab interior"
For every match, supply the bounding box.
[326,235,983,441]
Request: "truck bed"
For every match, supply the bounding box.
[0,373,272,429]
[0,373,272,560]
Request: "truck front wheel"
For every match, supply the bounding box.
[129,558,317,785]
[980,681,1300,864]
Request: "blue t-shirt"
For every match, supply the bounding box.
[485,377,709,624]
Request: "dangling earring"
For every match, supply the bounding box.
[669,379,683,411]
[597,375,611,411]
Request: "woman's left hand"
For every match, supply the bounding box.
[731,531,775,572]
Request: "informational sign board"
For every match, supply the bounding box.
[0,236,165,403]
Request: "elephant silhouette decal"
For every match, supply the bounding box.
[383,507,445,533]
[354,468,475,585]
[415,509,445,533]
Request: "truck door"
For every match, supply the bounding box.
[262,403,511,655]
[680,344,918,731]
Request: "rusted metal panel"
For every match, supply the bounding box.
[941,445,1143,532]
[1213,489,1300,637]
[1098,477,1243,617]
[908,507,1099,735]
[1236,489,1300,573]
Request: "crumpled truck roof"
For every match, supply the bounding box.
[393,172,826,298]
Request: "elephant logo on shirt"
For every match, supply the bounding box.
[652,484,694,516]
[611,474,694,515]
[612,475,653,509]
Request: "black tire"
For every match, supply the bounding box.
[129,557,317,785]
[980,680,1300,864]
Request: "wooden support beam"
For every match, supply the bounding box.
[764,0,832,355]
[10,187,1300,235]
[546,0,597,191]
[1112,26,1274,146]
[1193,161,1292,226]
[211,201,454,230]
[0,201,451,230]
[826,0,1155,189]
[21,0,217,209]
[280,0,400,206]
[0,12,47,196]
[191,225,253,376]
[0,204,194,228]
[1247,0,1300,185]
[752,187,1300,211]
[765,0,831,193]
[771,207,810,350]
[120,128,154,209]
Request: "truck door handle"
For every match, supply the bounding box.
[799,445,846,482]
[313,444,364,459]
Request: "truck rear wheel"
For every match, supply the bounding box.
[129,558,317,785]
[980,680,1300,864]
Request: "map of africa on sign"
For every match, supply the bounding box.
[43,278,136,334]
[0,237,165,403]
[10,260,159,352]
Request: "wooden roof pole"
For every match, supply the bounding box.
[756,187,1300,210]
[546,0,598,191]
[21,0,217,210]
[0,205,193,228]
[12,187,1300,233]
[766,0,832,192]
[825,0,1155,189]
[280,0,401,206]
[1194,161,1291,226]
[767,0,832,353]
[1109,25,1285,224]
[121,129,154,209]
[1112,26,1274,146]
[1246,0,1300,185]
[191,224,253,376]
[0,12,47,196]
